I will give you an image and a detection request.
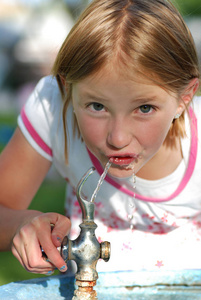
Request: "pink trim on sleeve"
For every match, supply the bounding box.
[87,108,198,203]
[21,106,53,157]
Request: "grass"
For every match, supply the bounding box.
[0,177,66,286]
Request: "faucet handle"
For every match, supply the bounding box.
[100,241,111,262]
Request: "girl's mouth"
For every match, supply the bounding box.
[108,155,138,166]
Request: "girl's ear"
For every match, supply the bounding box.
[60,75,66,86]
[175,78,199,117]
[59,75,69,93]
[181,78,199,104]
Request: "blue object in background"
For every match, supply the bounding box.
[0,125,14,145]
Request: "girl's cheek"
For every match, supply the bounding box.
[138,123,168,149]
[78,121,105,146]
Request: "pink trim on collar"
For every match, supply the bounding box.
[21,106,53,157]
[87,108,197,203]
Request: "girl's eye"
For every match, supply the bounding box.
[139,105,153,114]
[88,102,105,112]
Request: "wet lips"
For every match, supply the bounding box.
[109,156,137,166]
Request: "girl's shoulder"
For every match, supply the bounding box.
[17,76,73,162]
[30,75,63,112]
[21,75,65,127]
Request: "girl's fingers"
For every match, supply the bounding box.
[12,244,27,270]
[36,214,71,272]
[11,213,71,274]
[12,237,55,274]
[39,236,67,272]
[12,221,54,274]
[24,239,55,273]
[51,216,71,247]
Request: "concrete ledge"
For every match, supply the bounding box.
[1,270,201,299]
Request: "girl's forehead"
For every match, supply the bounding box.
[74,65,177,102]
[79,62,158,88]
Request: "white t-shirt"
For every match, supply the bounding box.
[18,76,201,272]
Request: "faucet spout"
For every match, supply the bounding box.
[76,167,96,222]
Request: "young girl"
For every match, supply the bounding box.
[0,0,200,276]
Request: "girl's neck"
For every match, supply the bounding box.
[136,137,183,180]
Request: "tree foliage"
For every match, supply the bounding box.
[172,0,201,16]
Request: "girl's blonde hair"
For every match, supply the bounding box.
[52,0,200,162]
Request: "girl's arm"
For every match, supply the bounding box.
[0,128,71,274]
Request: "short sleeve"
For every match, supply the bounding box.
[17,76,63,161]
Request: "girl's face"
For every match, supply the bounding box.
[72,65,184,178]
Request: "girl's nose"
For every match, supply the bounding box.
[107,119,132,149]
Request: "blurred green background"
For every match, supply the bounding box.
[0,0,201,287]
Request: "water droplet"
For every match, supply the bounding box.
[128,214,133,220]
[133,171,136,200]
[133,174,136,183]
[127,170,137,231]
[133,174,136,188]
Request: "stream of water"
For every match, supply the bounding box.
[90,160,112,202]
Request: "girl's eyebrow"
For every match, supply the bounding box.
[80,91,110,102]
[132,96,158,103]
[127,95,159,105]
[80,90,160,103]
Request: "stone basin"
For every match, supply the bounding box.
[1,270,201,299]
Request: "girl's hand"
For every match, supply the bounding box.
[11,212,71,275]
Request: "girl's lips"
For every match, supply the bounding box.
[108,155,137,166]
